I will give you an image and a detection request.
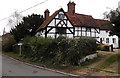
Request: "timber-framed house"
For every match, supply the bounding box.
[36,1,119,48]
[36,1,100,38]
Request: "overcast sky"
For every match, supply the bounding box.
[0,0,119,35]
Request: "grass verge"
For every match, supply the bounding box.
[2,52,101,73]
[98,54,118,69]
[118,54,120,74]
[81,57,100,66]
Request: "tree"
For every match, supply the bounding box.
[104,8,120,38]
[7,10,23,29]
[23,14,44,36]
[10,14,44,42]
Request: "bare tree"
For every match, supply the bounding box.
[7,10,23,29]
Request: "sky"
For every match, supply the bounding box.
[0,0,120,35]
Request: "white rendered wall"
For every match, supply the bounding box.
[99,30,119,48]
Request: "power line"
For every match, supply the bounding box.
[0,0,48,22]
[0,16,12,22]
[19,0,48,13]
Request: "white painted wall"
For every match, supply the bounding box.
[98,30,119,48]
[74,27,99,38]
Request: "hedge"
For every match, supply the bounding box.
[13,36,97,66]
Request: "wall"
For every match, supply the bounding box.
[99,30,119,48]
[74,27,99,38]
[80,53,98,63]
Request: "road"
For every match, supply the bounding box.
[2,55,67,76]
[0,43,2,77]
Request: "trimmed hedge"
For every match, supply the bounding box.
[13,36,97,66]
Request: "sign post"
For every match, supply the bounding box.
[18,41,23,56]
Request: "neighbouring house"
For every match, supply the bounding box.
[96,19,119,48]
[2,33,11,40]
[36,1,119,48]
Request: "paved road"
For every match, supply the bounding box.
[2,55,67,76]
[0,43,2,77]
[0,42,1,52]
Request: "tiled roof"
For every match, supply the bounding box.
[95,19,113,30]
[36,9,60,31]
[66,13,99,28]
[37,8,112,31]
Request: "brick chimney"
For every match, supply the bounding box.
[44,9,50,20]
[67,1,76,15]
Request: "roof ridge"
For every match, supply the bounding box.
[75,13,92,17]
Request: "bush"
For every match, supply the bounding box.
[13,44,20,53]
[97,44,110,51]
[20,36,97,66]
[22,36,53,60]
[2,35,16,52]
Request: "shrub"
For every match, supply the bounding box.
[21,36,97,66]
[13,44,20,53]
[2,35,16,52]
[53,37,97,66]
[22,36,53,60]
[97,44,110,51]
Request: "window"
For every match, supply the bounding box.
[113,38,116,43]
[77,31,79,36]
[106,38,109,43]
[103,38,105,41]
[106,31,109,33]
[56,27,66,34]
[86,28,91,32]
[58,14,65,20]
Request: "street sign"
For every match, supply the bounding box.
[18,41,23,45]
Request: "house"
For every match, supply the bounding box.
[2,33,11,40]
[96,19,119,48]
[36,1,119,48]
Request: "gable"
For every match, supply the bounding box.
[36,8,73,31]
[49,11,73,27]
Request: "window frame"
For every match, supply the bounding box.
[106,38,109,43]
[112,38,116,43]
